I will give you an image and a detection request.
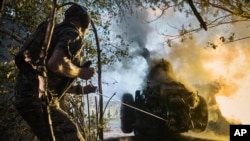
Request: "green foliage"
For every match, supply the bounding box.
[60,93,111,140]
[206,42,218,49]
[4,0,51,31]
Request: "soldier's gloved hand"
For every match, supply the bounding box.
[79,67,95,80]
[84,84,97,94]
[82,61,92,68]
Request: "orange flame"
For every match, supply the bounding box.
[166,37,250,125]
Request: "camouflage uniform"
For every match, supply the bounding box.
[14,21,85,141]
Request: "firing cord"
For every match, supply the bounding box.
[94,92,168,122]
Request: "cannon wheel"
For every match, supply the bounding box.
[191,95,208,132]
[120,93,135,133]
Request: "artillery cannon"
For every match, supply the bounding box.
[120,58,208,140]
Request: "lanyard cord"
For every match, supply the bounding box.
[94,92,168,122]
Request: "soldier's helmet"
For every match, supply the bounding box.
[64,4,90,29]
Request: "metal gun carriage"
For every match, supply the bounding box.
[120,59,208,140]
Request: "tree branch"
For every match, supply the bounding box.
[187,0,207,31]
[160,17,250,44]
[90,19,104,141]
[208,1,250,19]
[0,0,4,19]
[42,0,57,140]
[0,28,23,43]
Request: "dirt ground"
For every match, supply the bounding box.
[104,121,229,141]
[104,134,229,141]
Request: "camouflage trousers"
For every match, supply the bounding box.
[14,94,85,141]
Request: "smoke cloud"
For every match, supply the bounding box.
[102,6,155,96]
[103,5,250,139]
[118,7,152,49]
[165,22,250,134]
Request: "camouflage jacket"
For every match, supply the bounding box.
[15,21,85,98]
[47,21,85,97]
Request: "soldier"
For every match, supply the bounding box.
[14,4,97,141]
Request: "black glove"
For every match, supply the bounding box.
[82,61,92,68]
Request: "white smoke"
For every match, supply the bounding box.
[102,7,154,98]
